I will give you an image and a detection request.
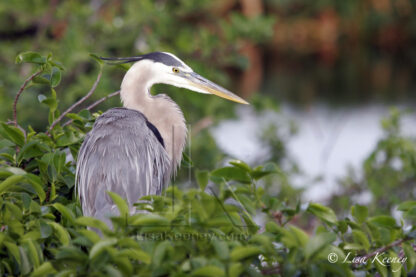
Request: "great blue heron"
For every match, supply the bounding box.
[76,52,248,223]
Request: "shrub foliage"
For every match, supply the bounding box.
[0,53,415,276]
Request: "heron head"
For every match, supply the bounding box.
[101,52,249,105]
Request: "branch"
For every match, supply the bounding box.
[85,90,120,111]
[357,237,412,262]
[13,70,42,127]
[260,238,414,275]
[61,90,120,128]
[347,237,414,271]
[46,70,102,135]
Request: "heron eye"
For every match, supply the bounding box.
[172,67,180,73]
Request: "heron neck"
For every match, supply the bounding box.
[120,62,187,172]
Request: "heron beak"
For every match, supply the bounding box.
[184,72,249,105]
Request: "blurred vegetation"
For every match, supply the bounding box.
[2,0,416,125]
[2,0,415,173]
[0,53,414,275]
[0,0,275,129]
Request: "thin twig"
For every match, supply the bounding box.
[360,237,410,261]
[61,90,120,128]
[85,90,120,111]
[13,70,42,127]
[357,237,411,262]
[46,70,102,135]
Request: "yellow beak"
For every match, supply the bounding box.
[185,72,249,105]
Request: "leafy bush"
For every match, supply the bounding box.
[0,53,415,276]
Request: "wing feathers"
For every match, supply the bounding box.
[76,108,170,221]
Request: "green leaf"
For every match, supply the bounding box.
[21,192,31,209]
[181,152,193,168]
[387,251,403,277]
[397,201,416,212]
[153,241,172,266]
[31,261,56,277]
[19,246,31,275]
[119,249,151,264]
[304,232,336,260]
[53,151,66,175]
[25,174,46,202]
[5,166,27,176]
[337,220,348,233]
[236,194,256,214]
[211,238,229,260]
[76,217,111,233]
[17,141,49,162]
[32,76,51,85]
[352,230,370,251]
[4,242,21,266]
[107,191,129,216]
[48,222,70,245]
[403,243,416,271]
[196,170,209,191]
[78,229,101,244]
[89,53,104,66]
[191,265,225,277]
[39,89,58,112]
[280,226,309,248]
[265,221,280,233]
[230,246,262,261]
[351,205,368,224]
[374,253,388,277]
[0,123,25,146]
[6,202,22,220]
[16,51,46,64]
[39,220,52,238]
[65,113,85,122]
[25,239,40,269]
[229,262,244,277]
[89,238,117,259]
[53,203,76,224]
[131,214,169,226]
[50,67,61,87]
[211,166,251,183]
[368,215,398,229]
[55,246,88,261]
[229,160,251,172]
[49,60,65,70]
[307,203,338,225]
[0,175,25,195]
[104,265,123,277]
[250,164,278,180]
[112,256,132,276]
[56,129,82,147]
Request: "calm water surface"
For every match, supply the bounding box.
[212,103,416,202]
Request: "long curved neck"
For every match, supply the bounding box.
[120,61,187,172]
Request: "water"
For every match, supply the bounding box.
[212,103,416,202]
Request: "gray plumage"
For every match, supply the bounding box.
[76,108,170,222]
[75,52,247,224]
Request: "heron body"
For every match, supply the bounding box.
[76,52,248,222]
